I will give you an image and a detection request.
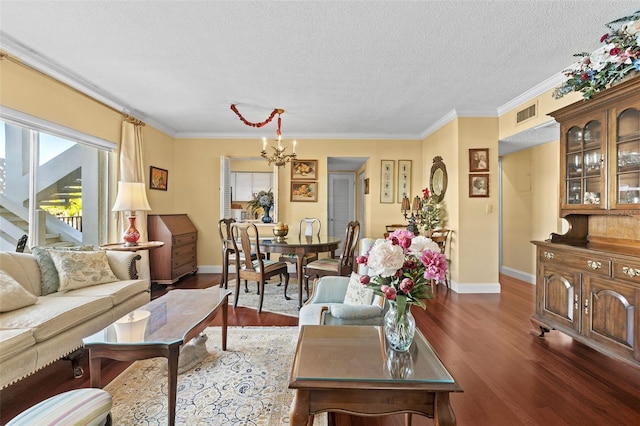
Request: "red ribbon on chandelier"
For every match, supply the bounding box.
[230,105,284,137]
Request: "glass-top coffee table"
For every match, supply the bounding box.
[289,325,463,425]
[83,287,232,426]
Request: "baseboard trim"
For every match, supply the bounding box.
[452,282,501,294]
[500,266,535,285]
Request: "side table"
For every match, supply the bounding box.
[100,241,165,279]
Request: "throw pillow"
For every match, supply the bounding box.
[49,250,118,292]
[31,245,96,295]
[0,270,38,312]
[343,272,374,306]
[31,247,60,295]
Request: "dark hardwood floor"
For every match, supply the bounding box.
[2,274,640,425]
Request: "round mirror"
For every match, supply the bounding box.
[429,156,448,203]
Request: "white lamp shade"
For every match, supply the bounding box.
[112,181,151,212]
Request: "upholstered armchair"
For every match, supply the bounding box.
[298,274,386,326]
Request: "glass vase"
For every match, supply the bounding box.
[261,206,273,223]
[384,300,416,352]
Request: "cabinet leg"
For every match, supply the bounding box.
[529,316,551,337]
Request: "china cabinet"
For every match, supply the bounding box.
[532,76,640,368]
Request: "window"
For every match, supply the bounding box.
[0,107,115,250]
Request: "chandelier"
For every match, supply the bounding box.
[230,105,297,167]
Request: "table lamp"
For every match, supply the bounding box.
[112,181,151,246]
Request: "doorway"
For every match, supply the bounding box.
[327,157,368,242]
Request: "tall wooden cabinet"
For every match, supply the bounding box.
[148,214,198,286]
[532,76,640,368]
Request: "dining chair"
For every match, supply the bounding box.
[279,217,322,279]
[384,224,406,238]
[427,228,451,289]
[304,221,360,290]
[231,223,290,313]
[217,218,236,289]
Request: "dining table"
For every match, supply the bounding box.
[259,235,341,308]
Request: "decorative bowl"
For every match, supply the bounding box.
[273,227,288,242]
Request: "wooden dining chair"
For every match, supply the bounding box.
[279,217,322,280]
[304,220,360,290]
[384,224,406,238]
[427,228,451,289]
[231,223,290,313]
[217,218,236,289]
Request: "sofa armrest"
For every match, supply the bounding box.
[105,251,141,280]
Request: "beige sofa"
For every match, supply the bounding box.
[0,250,150,389]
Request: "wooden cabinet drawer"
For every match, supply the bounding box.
[539,249,611,277]
[173,232,197,247]
[172,243,196,258]
[612,259,640,286]
[173,251,196,269]
[172,261,197,279]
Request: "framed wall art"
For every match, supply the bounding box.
[291,181,318,202]
[469,148,489,172]
[469,174,490,197]
[150,166,168,191]
[380,160,394,203]
[291,159,318,180]
[397,160,412,203]
[364,178,370,195]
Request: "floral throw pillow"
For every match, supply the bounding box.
[49,250,118,292]
[0,270,38,312]
[343,272,374,306]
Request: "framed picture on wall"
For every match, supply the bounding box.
[397,160,412,203]
[380,160,394,203]
[291,159,318,180]
[150,166,168,191]
[469,148,489,172]
[469,174,490,197]
[291,181,318,202]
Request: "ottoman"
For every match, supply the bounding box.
[7,388,112,426]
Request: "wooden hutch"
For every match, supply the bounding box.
[532,76,640,368]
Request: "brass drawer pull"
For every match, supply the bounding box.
[587,260,602,270]
[543,251,554,260]
[622,266,640,278]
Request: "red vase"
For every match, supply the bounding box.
[123,216,140,246]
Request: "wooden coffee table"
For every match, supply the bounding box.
[289,325,462,425]
[83,287,232,426]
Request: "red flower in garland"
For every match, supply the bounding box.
[422,187,430,199]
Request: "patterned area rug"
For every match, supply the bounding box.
[227,277,308,317]
[105,326,324,425]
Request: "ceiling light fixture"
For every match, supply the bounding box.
[230,104,297,167]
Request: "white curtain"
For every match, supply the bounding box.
[117,118,150,279]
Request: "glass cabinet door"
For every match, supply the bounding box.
[565,121,603,206]
[616,108,640,205]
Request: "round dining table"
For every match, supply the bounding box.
[259,235,341,308]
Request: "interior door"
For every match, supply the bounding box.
[328,172,355,247]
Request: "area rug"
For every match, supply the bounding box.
[227,277,308,317]
[105,326,324,425]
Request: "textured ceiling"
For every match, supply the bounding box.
[0,1,638,151]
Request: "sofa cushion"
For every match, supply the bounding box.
[0,295,112,342]
[52,279,149,306]
[0,328,36,362]
[49,250,118,292]
[0,270,38,312]
[343,272,374,306]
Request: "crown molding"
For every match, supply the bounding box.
[420,108,498,140]
[497,72,567,116]
[174,132,421,140]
